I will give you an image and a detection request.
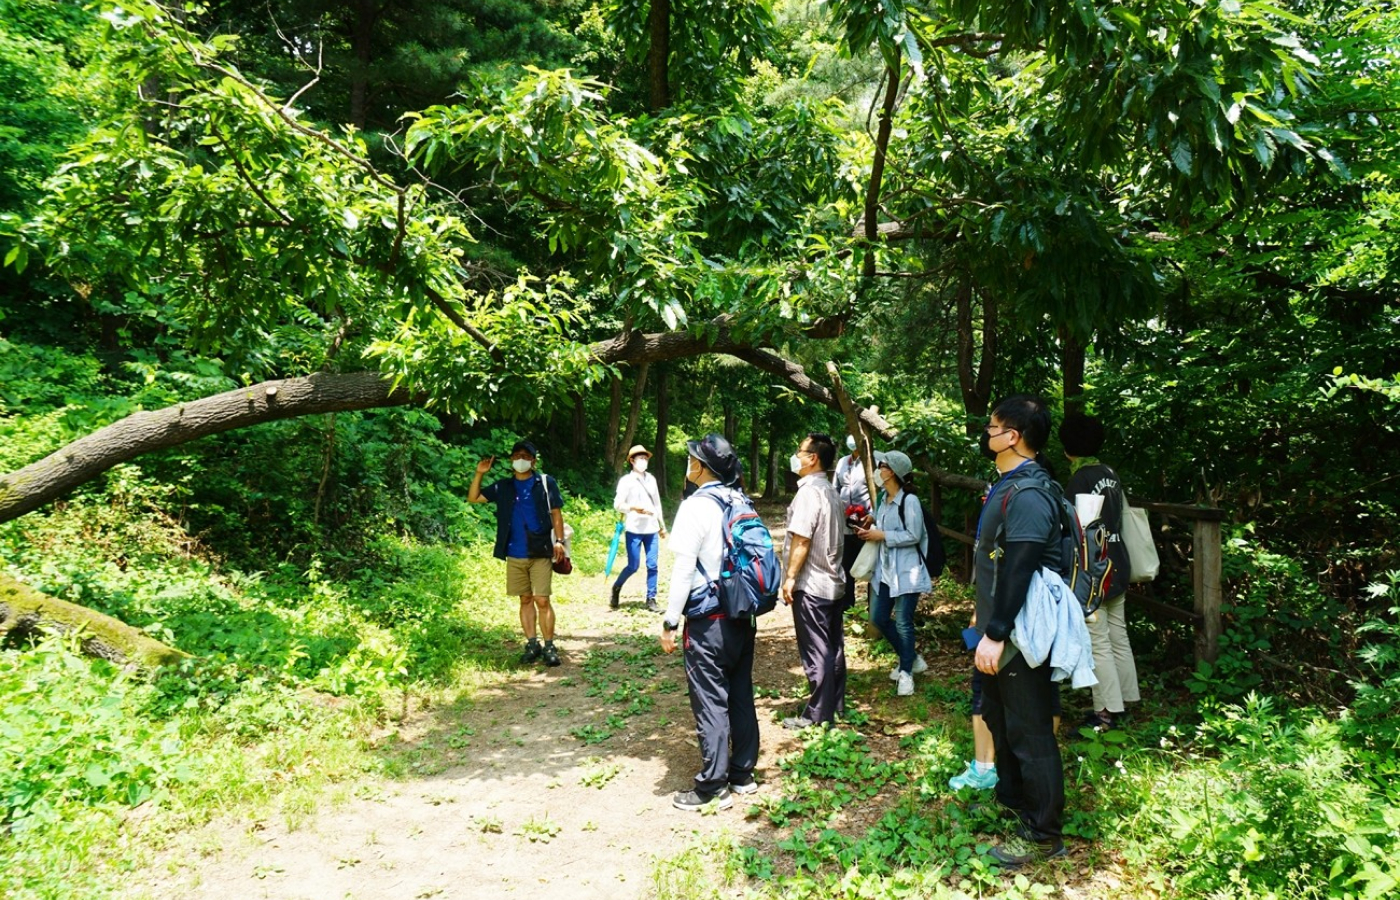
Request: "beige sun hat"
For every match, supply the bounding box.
[626,444,651,459]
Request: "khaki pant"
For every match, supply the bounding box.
[1087,593,1140,713]
[506,557,553,596]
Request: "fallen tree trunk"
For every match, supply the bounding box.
[0,572,189,669]
[0,371,412,524]
[0,319,950,525]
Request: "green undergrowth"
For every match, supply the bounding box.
[0,464,615,899]
[656,586,1400,900]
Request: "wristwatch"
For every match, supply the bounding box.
[663,619,678,632]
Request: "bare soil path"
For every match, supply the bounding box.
[136,509,866,900]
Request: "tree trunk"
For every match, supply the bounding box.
[603,374,623,475]
[955,279,997,432]
[571,392,587,457]
[748,427,760,498]
[722,405,736,445]
[0,371,410,525]
[0,324,899,526]
[1,572,188,669]
[616,362,651,472]
[349,0,376,130]
[646,0,671,111]
[1061,328,1087,418]
[653,365,670,499]
[762,417,781,500]
[862,54,902,279]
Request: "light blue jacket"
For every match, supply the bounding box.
[1011,568,1098,689]
[871,489,932,597]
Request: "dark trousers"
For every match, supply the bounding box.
[841,535,864,610]
[981,651,1064,842]
[791,589,847,724]
[684,616,759,794]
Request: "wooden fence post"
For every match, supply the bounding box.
[1193,518,1223,664]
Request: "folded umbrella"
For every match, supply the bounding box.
[604,520,625,578]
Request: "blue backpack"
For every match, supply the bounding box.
[689,488,780,619]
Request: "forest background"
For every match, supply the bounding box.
[1,0,1398,897]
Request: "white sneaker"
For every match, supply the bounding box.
[891,655,929,681]
[896,672,915,696]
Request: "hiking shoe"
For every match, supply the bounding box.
[988,835,1066,869]
[948,760,999,791]
[889,655,929,680]
[645,597,658,613]
[1082,711,1115,733]
[610,582,622,609]
[782,716,817,731]
[672,787,733,812]
[541,642,561,667]
[896,672,915,696]
[521,640,543,664]
[728,778,760,795]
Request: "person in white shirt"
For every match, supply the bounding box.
[834,436,872,608]
[611,444,668,612]
[659,434,758,812]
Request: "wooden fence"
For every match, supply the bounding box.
[934,493,1225,664]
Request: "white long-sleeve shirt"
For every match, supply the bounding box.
[613,470,664,535]
[663,483,728,625]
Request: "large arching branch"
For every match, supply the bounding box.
[0,371,411,524]
[0,316,963,525]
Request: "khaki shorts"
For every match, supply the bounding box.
[506,557,553,597]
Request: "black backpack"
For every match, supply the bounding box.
[993,471,1113,618]
[894,491,946,579]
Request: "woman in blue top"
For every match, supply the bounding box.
[854,450,931,696]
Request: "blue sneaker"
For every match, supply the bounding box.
[948,760,998,791]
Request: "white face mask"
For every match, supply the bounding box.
[512,458,533,474]
[846,435,857,452]
[789,453,805,474]
[633,458,649,473]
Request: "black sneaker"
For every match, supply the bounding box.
[728,778,760,795]
[988,836,1067,869]
[1082,711,1115,733]
[672,786,733,812]
[610,582,622,609]
[541,641,561,667]
[645,597,658,613]
[521,639,543,664]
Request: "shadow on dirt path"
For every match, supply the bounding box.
[138,503,876,900]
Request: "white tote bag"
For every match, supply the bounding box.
[849,540,879,582]
[1122,505,1160,583]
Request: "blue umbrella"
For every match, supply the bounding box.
[604,521,625,578]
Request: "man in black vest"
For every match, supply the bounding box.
[469,440,566,666]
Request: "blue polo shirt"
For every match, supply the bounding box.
[481,473,563,560]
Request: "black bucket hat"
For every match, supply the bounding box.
[686,433,739,485]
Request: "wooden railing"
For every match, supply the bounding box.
[932,491,1225,664]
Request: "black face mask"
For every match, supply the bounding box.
[979,430,998,461]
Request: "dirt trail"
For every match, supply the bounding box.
[138,512,849,900]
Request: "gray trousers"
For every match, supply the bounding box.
[684,616,759,794]
[791,589,847,724]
